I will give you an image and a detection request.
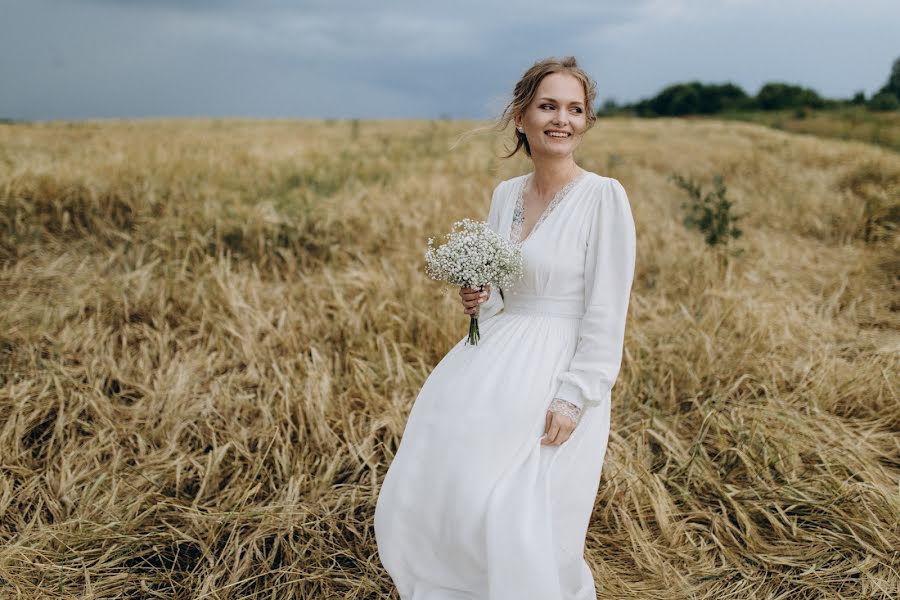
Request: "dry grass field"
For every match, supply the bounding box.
[715,107,900,153]
[1,117,898,599]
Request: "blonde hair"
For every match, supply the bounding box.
[454,56,598,159]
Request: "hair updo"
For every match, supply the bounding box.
[497,56,598,158]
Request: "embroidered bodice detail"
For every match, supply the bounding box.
[548,398,582,423]
[510,171,588,245]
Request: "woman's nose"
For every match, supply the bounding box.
[553,109,568,125]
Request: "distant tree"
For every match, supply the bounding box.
[876,56,900,97]
[868,91,899,111]
[653,82,703,115]
[632,97,657,117]
[636,81,750,116]
[867,56,900,111]
[756,82,826,110]
[597,98,622,116]
[622,59,900,117]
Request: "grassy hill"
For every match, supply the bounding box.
[711,106,900,153]
[1,118,898,598]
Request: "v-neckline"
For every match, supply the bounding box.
[511,170,589,245]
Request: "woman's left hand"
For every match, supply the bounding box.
[541,401,579,446]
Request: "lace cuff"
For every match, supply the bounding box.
[548,398,582,423]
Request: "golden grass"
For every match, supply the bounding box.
[713,107,900,153]
[0,117,898,599]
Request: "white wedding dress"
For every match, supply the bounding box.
[374,170,637,600]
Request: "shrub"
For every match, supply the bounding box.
[670,173,744,252]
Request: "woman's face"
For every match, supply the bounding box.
[515,72,588,159]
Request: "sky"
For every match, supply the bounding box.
[1,0,898,121]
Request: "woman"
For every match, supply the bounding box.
[374,56,637,600]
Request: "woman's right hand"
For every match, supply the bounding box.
[459,284,490,316]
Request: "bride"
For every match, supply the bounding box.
[374,56,637,600]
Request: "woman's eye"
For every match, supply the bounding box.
[541,104,582,113]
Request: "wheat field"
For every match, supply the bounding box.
[0,117,898,599]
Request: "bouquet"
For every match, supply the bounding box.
[425,218,523,346]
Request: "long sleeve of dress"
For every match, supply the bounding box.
[553,178,637,411]
[477,182,506,323]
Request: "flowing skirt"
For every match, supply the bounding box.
[374,311,612,600]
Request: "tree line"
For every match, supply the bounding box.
[599,56,900,116]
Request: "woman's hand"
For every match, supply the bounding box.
[541,399,581,446]
[459,284,490,316]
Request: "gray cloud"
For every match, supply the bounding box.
[1,0,897,120]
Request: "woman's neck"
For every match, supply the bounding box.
[529,156,582,201]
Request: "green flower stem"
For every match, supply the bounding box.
[467,315,480,346]
[465,284,484,346]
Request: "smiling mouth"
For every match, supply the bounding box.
[545,131,571,139]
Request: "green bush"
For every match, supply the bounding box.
[670,173,744,251]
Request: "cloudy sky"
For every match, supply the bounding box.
[1,0,898,121]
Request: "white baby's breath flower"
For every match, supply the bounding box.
[424,219,523,345]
